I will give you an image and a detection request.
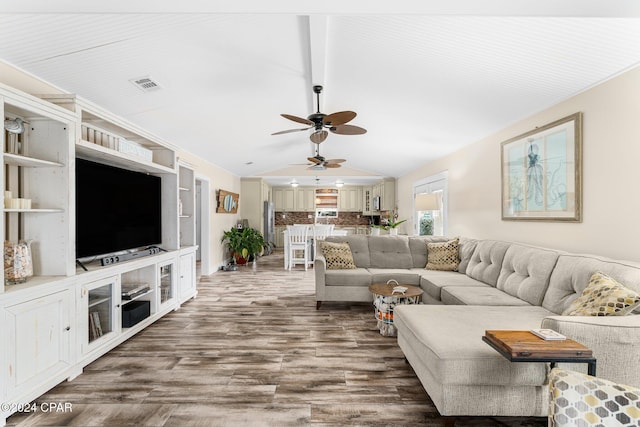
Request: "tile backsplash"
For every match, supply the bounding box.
[275,211,373,226]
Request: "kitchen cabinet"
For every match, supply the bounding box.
[275,226,286,248]
[295,188,315,211]
[339,187,362,212]
[379,178,396,211]
[362,186,373,215]
[273,187,295,211]
[370,179,395,213]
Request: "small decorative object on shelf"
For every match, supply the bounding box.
[4,240,34,285]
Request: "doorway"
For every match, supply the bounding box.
[195,175,211,277]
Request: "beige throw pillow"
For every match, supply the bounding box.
[563,271,640,316]
[318,241,357,270]
[425,238,460,271]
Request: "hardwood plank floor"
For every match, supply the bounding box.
[7,251,546,427]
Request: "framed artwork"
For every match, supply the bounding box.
[216,189,239,214]
[501,112,582,222]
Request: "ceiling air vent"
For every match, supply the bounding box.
[129,76,162,93]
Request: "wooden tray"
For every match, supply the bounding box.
[484,330,593,359]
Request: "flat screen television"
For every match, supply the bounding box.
[76,158,162,259]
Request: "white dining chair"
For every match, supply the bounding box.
[312,224,334,262]
[286,225,312,270]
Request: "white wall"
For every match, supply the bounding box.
[174,151,241,271]
[398,66,640,261]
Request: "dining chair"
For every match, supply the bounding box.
[312,224,334,262]
[286,225,312,270]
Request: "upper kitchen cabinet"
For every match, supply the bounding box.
[338,187,362,212]
[373,178,396,212]
[273,187,295,211]
[295,188,315,212]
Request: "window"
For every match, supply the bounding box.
[413,172,448,236]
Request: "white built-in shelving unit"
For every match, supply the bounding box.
[0,85,198,427]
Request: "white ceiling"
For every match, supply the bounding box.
[1,1,640,187]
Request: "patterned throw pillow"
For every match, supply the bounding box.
[425,238,460,271]
[318,241,357,270]
[563,271,640,316]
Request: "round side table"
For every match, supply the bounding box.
[368,282,423,337]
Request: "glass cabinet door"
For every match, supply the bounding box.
[84,276,119,352]
[159,261,175,307]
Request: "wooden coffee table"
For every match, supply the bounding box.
[368,282,423,337]
[483,330,596,375]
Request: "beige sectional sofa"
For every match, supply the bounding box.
[313,235,640,417]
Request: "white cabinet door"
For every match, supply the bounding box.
[273,188,295,211]
[295,188,314,211]
[339,187,362,212]
[179,251,197,301]
[4,289,72,399]
[158,260,177,310]
[81,276,120,355]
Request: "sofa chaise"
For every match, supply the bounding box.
[313,235,640,417]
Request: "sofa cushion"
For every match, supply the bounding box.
[562,271,640,316]
[367,268,421,286]
[417,270,490,302]
[318,241,357,270]
[408,236,450,268]
[368,236,413,269]
[441,286,532,306]
[326,235,371,268]
[496,244,560,306]
[426,238,460,271]
[458,237,479,273]
[324,268,372,287]
[542,254,640,315]
[465,240,511,287]
[393,305,554,386]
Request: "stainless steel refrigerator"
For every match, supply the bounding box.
[263,201,275,252]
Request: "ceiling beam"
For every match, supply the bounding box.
[309,15,328,90]
[2,0,639,16]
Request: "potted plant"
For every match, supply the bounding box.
[221,227,265,265]
[378,212,407,235]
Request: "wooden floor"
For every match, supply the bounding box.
[8,251,546,427]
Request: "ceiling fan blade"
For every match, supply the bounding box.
[330,124,367,135]
[281,114,314,126]
[324,163,342,168]
[325,158,346,165]
[307,156,323,164]
[271,127,311,136]
[310,130,328,144]
[323,111,356,126]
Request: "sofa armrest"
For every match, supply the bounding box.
[314,254,327,301]
[541,315,640,386]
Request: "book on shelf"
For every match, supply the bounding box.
[89,311,98,341]
[91,311,103,338]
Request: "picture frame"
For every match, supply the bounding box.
[216,189,239,214]
[501,112,582,222]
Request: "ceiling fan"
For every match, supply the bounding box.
[272,85,367,144]
[305,144,346,170]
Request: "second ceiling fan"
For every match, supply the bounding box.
[272,85,367,144]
